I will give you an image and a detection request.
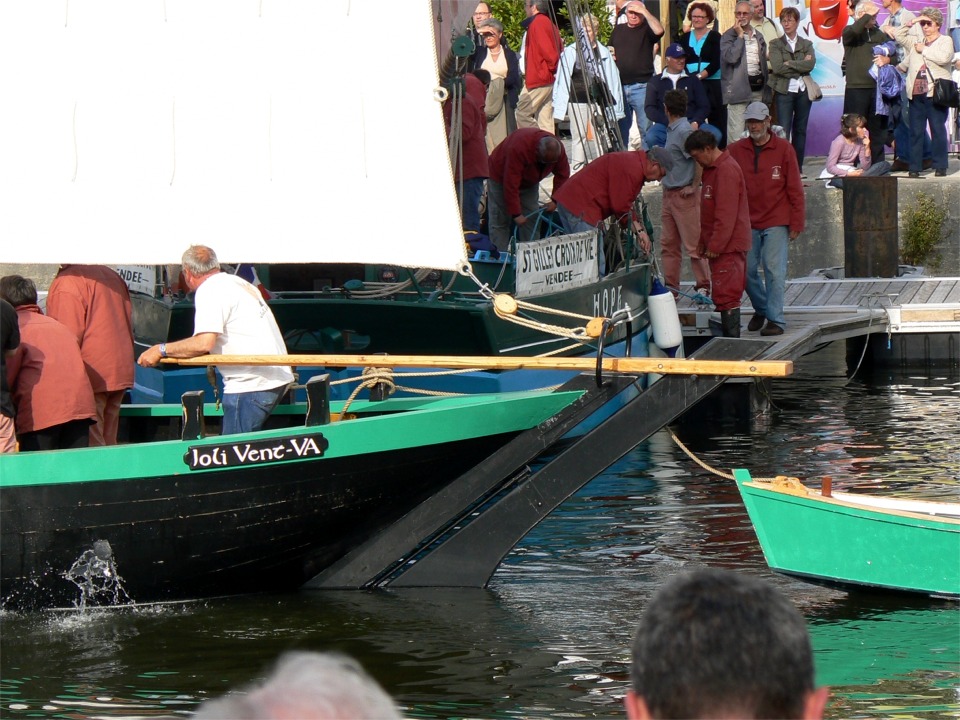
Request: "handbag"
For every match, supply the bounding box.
[933,77,960,109]
[805,76,823,102]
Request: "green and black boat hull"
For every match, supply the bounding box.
[1,390,580,610]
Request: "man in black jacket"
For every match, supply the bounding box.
[842,1,890,163]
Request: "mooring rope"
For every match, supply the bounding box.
[668,429,801,486]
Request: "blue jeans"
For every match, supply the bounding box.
[746,225,789,327]
[618,82,650,146]
[775,90,813,171]
[221,385,288,435]
[457,177,485,233]
[893,83,931,163]
[908,95,948,172]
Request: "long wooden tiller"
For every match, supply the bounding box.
[165,354,793,378]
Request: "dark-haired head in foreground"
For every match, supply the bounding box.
[625,568,829,719]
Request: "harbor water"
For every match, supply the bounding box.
[1,343,958,719]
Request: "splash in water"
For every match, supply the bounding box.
[63,540,133,610]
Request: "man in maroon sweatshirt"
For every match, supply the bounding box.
[727,102,805,336]
[487,128,570,250]
[684,129,751,337]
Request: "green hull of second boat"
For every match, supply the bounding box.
[734,469,960,598]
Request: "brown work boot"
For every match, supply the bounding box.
[747,313,766,332]
[760,321,784,336]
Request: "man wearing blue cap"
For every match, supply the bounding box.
[643,43,720,149]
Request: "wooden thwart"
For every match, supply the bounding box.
[165,353,793,378]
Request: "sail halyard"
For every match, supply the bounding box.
[0,0,467,270]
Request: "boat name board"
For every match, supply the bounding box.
[115,265,156,296]
[184,433,329,470]
[515,232,599,298]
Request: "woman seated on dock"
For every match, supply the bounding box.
[820,113,891,188]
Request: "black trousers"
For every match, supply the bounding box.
[843,86,888,164]
[18,419,91,452]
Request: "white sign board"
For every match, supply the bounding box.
[515,232,599,298]
[115,265,157,296]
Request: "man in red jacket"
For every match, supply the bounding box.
[552,145,671,273]
[443,73,489,233]
[487,128,570,251]
[727,102,805,336]
[0,275,96,451]
[46,264,134,445]
[684,129,752,337]
[516,0,562,132]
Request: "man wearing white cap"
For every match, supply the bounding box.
[728,102,804,336]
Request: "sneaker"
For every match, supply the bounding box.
[747,313,766,332]
[760,321,784,336]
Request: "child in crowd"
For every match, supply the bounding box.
[820,113,891,188]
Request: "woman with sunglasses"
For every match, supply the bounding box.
[680,2,726,145]
[471,18,521,151]
[893,7,954,176]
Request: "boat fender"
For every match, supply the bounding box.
[649,278,683,352]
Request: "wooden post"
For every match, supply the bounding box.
[180,390,206,440]
[304,375,331,427]
[717,0,737,32]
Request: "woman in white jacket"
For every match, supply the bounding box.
[894,6,955,176]
[553,15,624,171]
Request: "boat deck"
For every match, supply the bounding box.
[677,276,960,364]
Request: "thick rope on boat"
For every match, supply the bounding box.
[491,293,611,341]
[458,264,618,342]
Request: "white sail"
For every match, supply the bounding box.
[0,0,467,269]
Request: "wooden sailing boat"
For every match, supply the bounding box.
[0,1,594,610]
[0,1,753,610]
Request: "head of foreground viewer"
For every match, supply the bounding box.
[624,567,829,719]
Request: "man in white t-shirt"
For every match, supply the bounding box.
[138,245,293,435]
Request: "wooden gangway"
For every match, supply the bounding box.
[677,277,960,363]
